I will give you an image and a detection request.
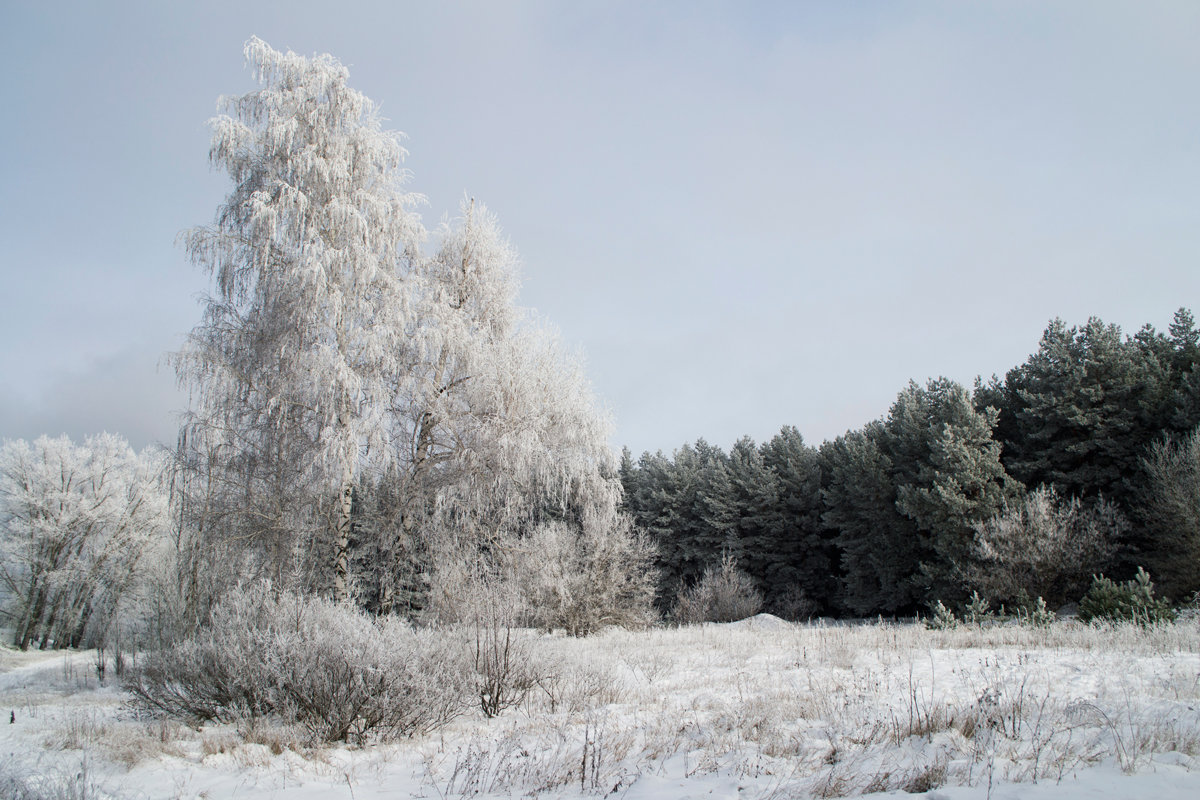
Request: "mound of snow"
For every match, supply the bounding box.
[723,612,791,630]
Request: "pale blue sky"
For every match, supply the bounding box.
[1,1,1198,456]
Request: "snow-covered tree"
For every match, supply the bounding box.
[174,37,424,599]
[346,197,630,614]
[176,40,643,620]
[0,434,168,649]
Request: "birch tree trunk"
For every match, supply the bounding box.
[333,464,354,603]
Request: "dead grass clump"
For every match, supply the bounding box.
[44,709,191,768]
[200,729,242,757]
[98,722,188,768]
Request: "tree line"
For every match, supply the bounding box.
[620,309,1200,618]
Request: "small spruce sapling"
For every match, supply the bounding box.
[1079,567,1176,626]
[925,600,958,630]
[964,592,993,627]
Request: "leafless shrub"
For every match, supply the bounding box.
[967,486,1120,608]
[125,582,474,743]
[674,553,763,624]
[773,586,820,622]
[515,512,659,636]
[621,651,672,685]
[459,573,542,718]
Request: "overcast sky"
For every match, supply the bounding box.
[1,1,1198,457]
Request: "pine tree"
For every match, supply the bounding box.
[624,448,699,607]
[1135,427,1200,601]
[821,424,922,615]
[760,427,832,616]
[1166,309,1200,435]
[889,379,1019,603]
[726,436,779,602]
[692,439,739,562]
[987,317,1167,511]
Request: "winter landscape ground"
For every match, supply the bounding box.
[2,616,1199,800]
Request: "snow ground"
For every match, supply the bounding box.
[2,617,1199,799]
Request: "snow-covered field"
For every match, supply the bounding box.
[3,616,1199,799]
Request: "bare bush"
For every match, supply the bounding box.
[421,559,552,718]
[774,585,820,621]
[674,553,763,624]
[125,582,473,743]
[966,486,1120,608]
[457,571,544,718]
[515,511,659,635]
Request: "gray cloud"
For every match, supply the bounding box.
[0,345,184,451]
[2,1,1198,456]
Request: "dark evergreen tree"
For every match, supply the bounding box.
[620,441,741,611]
[629,449,695,608]
[621,308,1198,619]
[348,470,430,615]
[985,317,1168,511]
[1133,427,1200,601]
[821,424,922,615]
[1173,367,1200,441]
[691,439,739,563]
[760,427,833,616]
[888,379,1019,604]
[1165,309,1200,435]
[725,436,779,603]
[617,446,638,515]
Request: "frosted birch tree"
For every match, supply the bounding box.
[174,38,424,600]
[176,39,650,623]
[376,199,636,618]
[0,435,168,649]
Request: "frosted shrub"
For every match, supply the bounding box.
[674,553,762,624]
[424,561,552,718]
[516,513,659,635]
[774,586,820,622]
[967,486,1119,608]
[460,571,542,718]
[125,583,473,743]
